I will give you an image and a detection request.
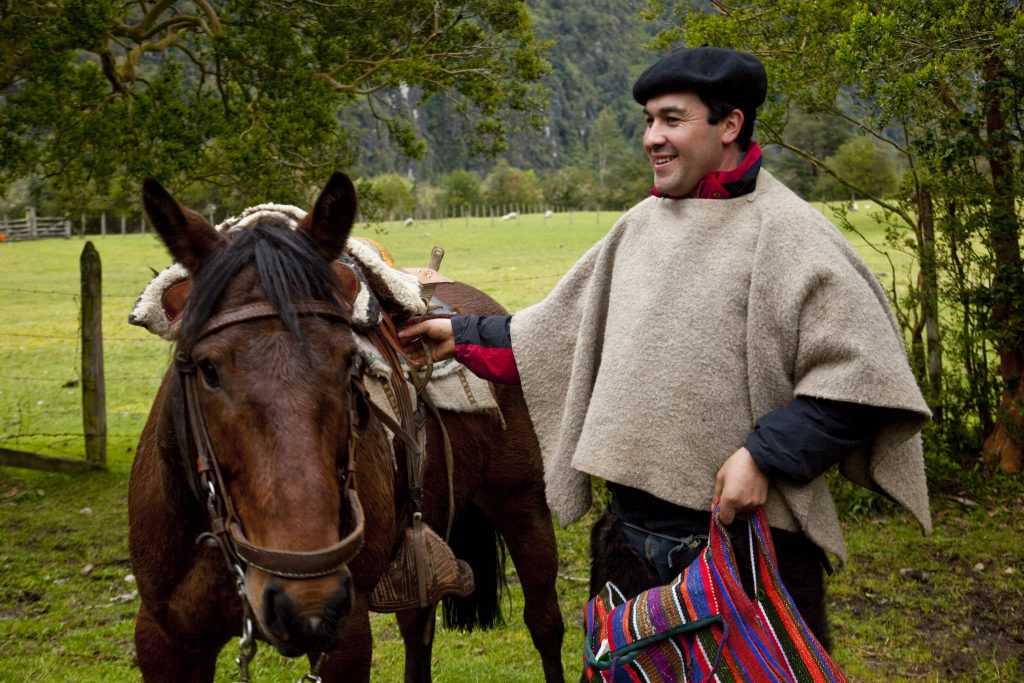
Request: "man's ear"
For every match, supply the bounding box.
[720,108,744,146]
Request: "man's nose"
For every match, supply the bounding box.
[644,124,666,148]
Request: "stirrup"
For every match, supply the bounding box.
[368,513,474,612]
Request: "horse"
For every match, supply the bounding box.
[128,172,565,682]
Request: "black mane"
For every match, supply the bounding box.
[177,222,340,348]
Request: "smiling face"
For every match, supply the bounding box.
[642,91,744,198]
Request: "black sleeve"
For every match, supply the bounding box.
[745,396,882,484]
[450,314,513,348]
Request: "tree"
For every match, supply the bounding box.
[366,173,415,221]
[525,0,658,168]
[441,170,483,211]
[414,182,443,217]
[604,149,653,210]
[589,106,630,192]
[648,0,1024,473]
[0,1,549,205]
[815,136,900,201]
[762,111,852,200]
[481,159,544,207]
[541,166,597,209]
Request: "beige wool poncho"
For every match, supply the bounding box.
[510,170,931,562]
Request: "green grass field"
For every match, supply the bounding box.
[1,207,1021,681]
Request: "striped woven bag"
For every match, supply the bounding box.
[583,504,848,682]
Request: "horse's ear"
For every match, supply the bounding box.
[162,279,192,324]
[300,172,357,261]
[330,262,362,306]
[141,178,224,275]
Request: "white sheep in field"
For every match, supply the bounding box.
[501,212,519,221]
[544,210,554,218]
[403,217,414,227]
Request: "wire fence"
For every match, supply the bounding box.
[0,211,612,465]
[0,203,613,242]
[0,278,169,464]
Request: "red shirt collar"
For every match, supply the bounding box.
[650,141,762,200]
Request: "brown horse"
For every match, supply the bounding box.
[128,173,565,682]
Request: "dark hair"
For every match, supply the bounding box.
[178,223,340,351]
[700,93,756,150]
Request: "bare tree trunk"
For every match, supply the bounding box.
[980,57,1024,473]
[917,188,943,420]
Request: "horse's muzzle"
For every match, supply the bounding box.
[259,569,354,657]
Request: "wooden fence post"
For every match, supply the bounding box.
[80,242,107,467]
[27,207,37,239]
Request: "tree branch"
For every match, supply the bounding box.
[761,120,917,228]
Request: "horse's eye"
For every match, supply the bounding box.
[197,359,221,389]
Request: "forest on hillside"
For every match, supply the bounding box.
[1,0,879,217]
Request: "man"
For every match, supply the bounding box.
[400,46,931,647]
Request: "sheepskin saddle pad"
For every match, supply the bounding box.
[128,203,498,416]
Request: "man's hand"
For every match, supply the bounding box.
[398,318,456,366]
[714,446,769,525]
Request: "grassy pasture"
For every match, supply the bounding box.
[1,206,1022,681]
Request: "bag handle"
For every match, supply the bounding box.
[708,503,781,587]
[708,501,792,680]
[583,615,724,671]
[707,502,767,625]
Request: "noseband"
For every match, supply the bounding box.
[176,300,367,580]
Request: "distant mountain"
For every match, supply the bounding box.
[517,0,660,168]
[358,0,662,180]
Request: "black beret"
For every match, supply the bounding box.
[632,47,767,111]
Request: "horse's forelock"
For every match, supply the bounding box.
[177,223,341,350]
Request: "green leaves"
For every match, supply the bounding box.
[1,0,549,206]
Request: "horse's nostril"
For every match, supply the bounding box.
[321,575,354,630]
[261,575,352,656]
[262,580,300,644]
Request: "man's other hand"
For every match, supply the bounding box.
[714,446,769,524]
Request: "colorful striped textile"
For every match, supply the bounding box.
[583,505,848,683]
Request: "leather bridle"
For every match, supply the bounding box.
[174,294,425,682]
[177,300,368,581]
[175,297,381,682]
